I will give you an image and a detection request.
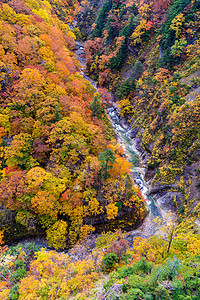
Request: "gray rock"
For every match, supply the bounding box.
[99,284,123,300]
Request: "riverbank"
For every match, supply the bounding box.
[74,41,176,242]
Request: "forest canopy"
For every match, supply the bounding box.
[0,0,146,249]
[0,0,200,299]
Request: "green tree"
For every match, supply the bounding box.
[99,148,116,180]
[89,94,104,120]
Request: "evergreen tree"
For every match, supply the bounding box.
[99,148,116,180]
[89,94,104,120]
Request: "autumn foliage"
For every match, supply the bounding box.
[80,0,200,209]
[0,0,146,250]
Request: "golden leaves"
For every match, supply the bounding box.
[106,203,118,220]
[46,220,68,250]
[170,13,185,38]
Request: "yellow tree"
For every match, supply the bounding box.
[170,13,185,38]
[46,220,68,250]
[106,202,118,220]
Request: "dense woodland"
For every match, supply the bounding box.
[80,0,200,200]
[0,0,146,247]
[0,0,200,299]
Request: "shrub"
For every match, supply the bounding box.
[10,267,26,283]
[9,284,19,300]
[132,258,152,275]
[102,252,118,272]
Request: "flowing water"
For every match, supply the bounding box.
[75,42,167,240]
[106,106,163,240]
[6,42,172,253]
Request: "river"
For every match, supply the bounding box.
[74,41,172,241]
[10,42,172,250]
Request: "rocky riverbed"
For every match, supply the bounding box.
[74,41,177,242]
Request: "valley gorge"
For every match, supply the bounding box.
[0,1,200,299]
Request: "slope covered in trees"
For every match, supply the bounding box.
[0,0,200,299]
[78,0,200,211]
[0,0,146,248]
[0,214,200,299]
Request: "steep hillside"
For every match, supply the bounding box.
[0,1,200,299]
[0,221,200,299]
[0,0,146,247]
[78,0,200,213]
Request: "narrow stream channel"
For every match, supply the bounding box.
[10,42,168,250]
[75,42,166,240]
[107,106,163,239]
